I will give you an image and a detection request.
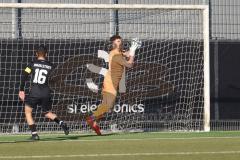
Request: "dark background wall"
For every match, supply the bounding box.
[1,39,240,122]
[211,41,240,120]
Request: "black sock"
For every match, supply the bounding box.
[53,117,63,125]
[29,124,37,135]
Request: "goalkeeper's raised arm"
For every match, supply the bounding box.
[121,37,142,67]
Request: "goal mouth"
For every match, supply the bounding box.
[0,3,209,133]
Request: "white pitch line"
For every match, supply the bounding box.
[58,136,240,142]
[1,151,240,159]
[1,136,240,144]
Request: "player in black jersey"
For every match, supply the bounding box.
[19,45,69,140]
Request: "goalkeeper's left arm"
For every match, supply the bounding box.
[121,38,142,68]
[123,38,142,57]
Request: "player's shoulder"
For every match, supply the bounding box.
[44,60,53,66]
[110,50,122,56]
[109,50,115,55]
[27,60,35,67]
[32,59,41,64]
[34,59,53,66]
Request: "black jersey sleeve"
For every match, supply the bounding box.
[20,62,33,91]
[48,63,56,84]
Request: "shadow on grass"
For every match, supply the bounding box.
[0,133,118,144]
[41,132,119,141]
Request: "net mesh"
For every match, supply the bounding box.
[0,6,204,133]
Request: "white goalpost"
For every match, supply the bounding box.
[0,3,210,133]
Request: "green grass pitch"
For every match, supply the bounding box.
[0,131,240,160]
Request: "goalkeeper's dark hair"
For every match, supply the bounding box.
[109,35,123,51]
[110,35,122,42]
[35,44,47,57]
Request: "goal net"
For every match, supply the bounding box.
[0,3,209,134]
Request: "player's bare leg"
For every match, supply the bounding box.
[45,112,69,135]
[25,105,34,125]
[25,105,39,140]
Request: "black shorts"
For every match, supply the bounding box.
[25,96,52,112]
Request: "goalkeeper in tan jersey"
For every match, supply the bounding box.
[86,35,142,135]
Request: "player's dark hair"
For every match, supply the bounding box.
[110,35,122,42]
[109,35,123,51]
[36,44,47,57]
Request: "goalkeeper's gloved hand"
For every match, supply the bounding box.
[129,38,142,57]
